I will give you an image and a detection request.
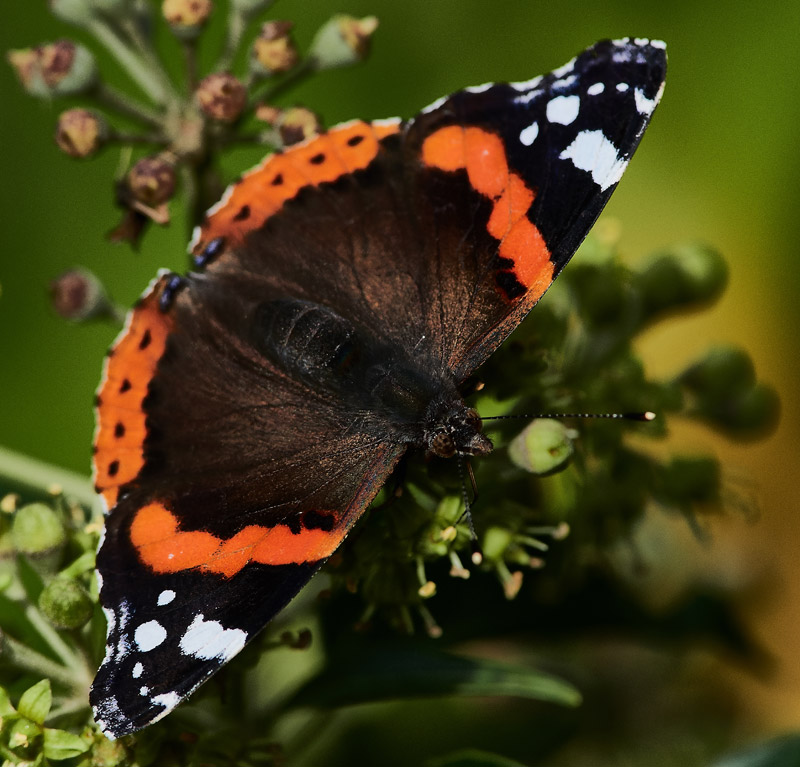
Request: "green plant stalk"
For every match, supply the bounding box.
[23,605,91,684]
[2,633,86,692]
[87,17,168,104]
[0,446,99,514]
[94,82,163,127]
[249,57,315,107]
[119,15,180,101]
[0,740,22,763]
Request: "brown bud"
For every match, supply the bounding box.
[277,106,322,146]
[55,108,107,158]
[7,49,47,96]
[162,0,212,36]
[252,21,298,74]
[49,268,111,321]
[128,154,177,206]
[38,40,97,94]
[195,72,247,123]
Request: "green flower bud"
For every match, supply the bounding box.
[39,578,94,629]
[309,15,378,70]
[11,503,66,557]
[49,0,93,25]
[195,72,247,123]
[162,0,212,38]
[635,243,728,321]
[482,526,513,561]
[679,345,755,399]
[128,154,177,206]
[49,268,113,322]
[55,108,108,158]
[702,383,780,438]
[252,21,298,75]
[509,419,575,475]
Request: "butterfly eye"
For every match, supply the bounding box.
[430,432,456,459]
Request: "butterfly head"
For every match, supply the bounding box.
[425,403,492,459]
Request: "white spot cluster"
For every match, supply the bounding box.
[546,94,581,126]
[559,130,629,192]
[134,620,167,652]
[179,614,247,662]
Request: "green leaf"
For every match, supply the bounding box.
[0,685,17,716]
[427,749,529,767]
[711,734,800,767]
[17,679,52,725]
[43,727,91,760]
[287,645,581,710]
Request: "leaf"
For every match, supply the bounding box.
[43,728,92,760]
[0,685,17,716]
[711,734,800,767]
[427,748,529,767]
[17,679,52,725]
[17,552,46,603]
[287,645,581,710]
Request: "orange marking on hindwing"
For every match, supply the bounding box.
[130,502,344,577]
[94,278,174,509]
[421,125,553,302]
[193,119,402,255]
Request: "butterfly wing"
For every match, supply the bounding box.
[92,37,666,737]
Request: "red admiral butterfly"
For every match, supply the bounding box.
[91,38,666,738]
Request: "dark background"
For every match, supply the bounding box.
[2,0,799,757]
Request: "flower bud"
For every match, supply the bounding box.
[679,346,755,400]
[162,0,212,38]
[38,40,98,96]
[636,243,728,322]
[55,108,107,158]
[309,15,378,70]
[482,526,513,561]
[700,383,780,438]
[509,419,575,475]
[195,72,247,123]
[49,0,93,24]
[7,49,49,97]
[50,268,113,321]
[11,503,66,559]
[39,578,94,630]
[128,154,177,206]
[252,21,298,75]
[277,106,322,146]
[658,456,720,506]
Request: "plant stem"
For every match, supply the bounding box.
[109,130,169,146]
[23,605,91,683]
[119,15,181,102]
[95,82,163,127]
[249,58,315,106]
[1,633,86,693]
[216,7,248,72]
[88,18,167,104]
[0,446,99,514]
[182,38,199,92]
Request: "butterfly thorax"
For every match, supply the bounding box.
[253,297,491,458]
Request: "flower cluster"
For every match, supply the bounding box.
[8,0,379,246]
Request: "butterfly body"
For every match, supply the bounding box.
[91,38,666,738]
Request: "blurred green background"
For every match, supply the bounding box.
[2,0,799,762]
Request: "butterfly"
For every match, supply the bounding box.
[90,37,666,738]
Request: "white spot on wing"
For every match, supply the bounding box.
[546,95,580,125]
[559,130,629,191]
[552,57,576,78]
[634,87,657,115]
[134,620,167,652]
[102,606,115,633]
[132,662,144,678]
[465,82,493,94]
[157,590,176,606]
[510,74,542,92]
[650,39,667,49]
[421,95,448,114]
[587,82,605,96]
[616,82,630,92]
[180,614,247,661]
[634,37,650,46]
[552,75,577,91]
[152,691,181,710]
[514,89,542,106]
[139,686,150,696]
[519,122,539,147]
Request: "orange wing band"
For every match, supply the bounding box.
[421,125,554,301]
